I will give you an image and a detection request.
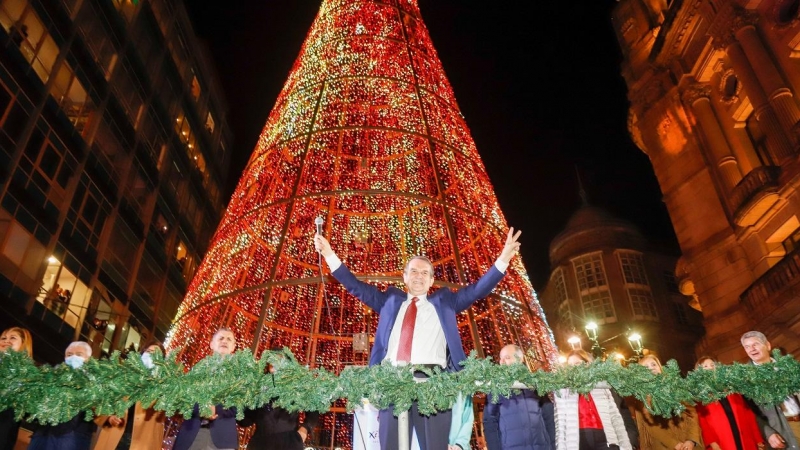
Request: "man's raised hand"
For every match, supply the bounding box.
[314,233,334,257]
[498,227,522,264]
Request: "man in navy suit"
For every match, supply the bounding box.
[314,228,521,450]
[173,328,239,450]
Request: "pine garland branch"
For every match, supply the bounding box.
[2,349,800,424]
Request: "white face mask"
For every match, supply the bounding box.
[65,355,85,369]
[141,352,155,369]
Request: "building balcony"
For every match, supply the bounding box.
[730,166,781,227]
[741,247,800,316]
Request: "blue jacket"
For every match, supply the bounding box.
[332,264,505,370]
[173,404,238,450]
[483,390,554,450]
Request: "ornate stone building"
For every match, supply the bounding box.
[612,0,800,362]
[540,201,704,370]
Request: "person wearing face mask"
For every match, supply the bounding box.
[173,328,239,450]
[0,327,33,450]
[92,342,167,450]
[631,355,702,450]
[28,341,97,450]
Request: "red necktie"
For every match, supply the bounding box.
[396,297,418,363]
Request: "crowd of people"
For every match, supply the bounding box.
[0,227,797,450]
[1,323,799,450]
[478,331,800,450]
[0,327,317,450]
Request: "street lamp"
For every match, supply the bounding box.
[579,322,645,362]
[567,335,582,350]
[585,321,598,341]
[627,331,643,359]
[584,321,602,358]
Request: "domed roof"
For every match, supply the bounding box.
[549,204,645,267]
[563,205,623,231]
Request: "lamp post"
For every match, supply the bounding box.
[584,321,603,359]
[627,331,643,361]
[567,335,582,350]
[575,321,645,363]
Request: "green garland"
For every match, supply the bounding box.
[1,349,798,425]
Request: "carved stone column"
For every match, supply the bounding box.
[735,22,800,142]
[720,37,794,161]
[683,84,742,191]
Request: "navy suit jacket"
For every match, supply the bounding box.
[173,404,238,450]
[332,263,505,370]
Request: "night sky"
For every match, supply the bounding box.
[184,0,679,289]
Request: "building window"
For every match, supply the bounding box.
[552,269,573,329]
[672,301,689,326]
[36,254,91,331]
[558,300,572,329]
[618,251,657,320]
[0,0,60,84]
[77,1,119,79]
[573,253,607,290]
[50,61,96,133]
[191,74,201,100]
[618,251,649,286]
[206,112,215,134]
[581,290,615,323]
[628,287,658,320]
[745,113,774,166]
[0,80,33,147]
[111,0,137,23]
[112,60,145,128]
[663,271,680,293]
[782,227,800,253]
[572,253,616,323]
[0,215,46,281]
[64,178,111,255]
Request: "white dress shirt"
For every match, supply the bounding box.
[385,294,447,367]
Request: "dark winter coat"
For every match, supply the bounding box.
[483,390,555,450]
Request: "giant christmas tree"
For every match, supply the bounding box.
[166,0,557,446]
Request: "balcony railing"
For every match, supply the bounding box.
[741,247,800,314]
[730,166,781,226]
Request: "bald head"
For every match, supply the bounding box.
[499,344,524,366]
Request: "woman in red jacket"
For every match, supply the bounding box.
[694,356,764,450]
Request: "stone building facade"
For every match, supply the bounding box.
[613,0,800,361]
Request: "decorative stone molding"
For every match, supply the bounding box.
[682,84,712,106]
[770,0,800,28]
[711,9,759,49]
[712,29,738,49]
[718,69,742,105]
[731,10,760,32]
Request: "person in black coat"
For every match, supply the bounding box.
[240,405,319,450]
[239,349,319,450]
[482,345,554,450]
[28,342,96,450]
[173,329,239,450]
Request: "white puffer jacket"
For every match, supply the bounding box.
[554,387,633,450]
